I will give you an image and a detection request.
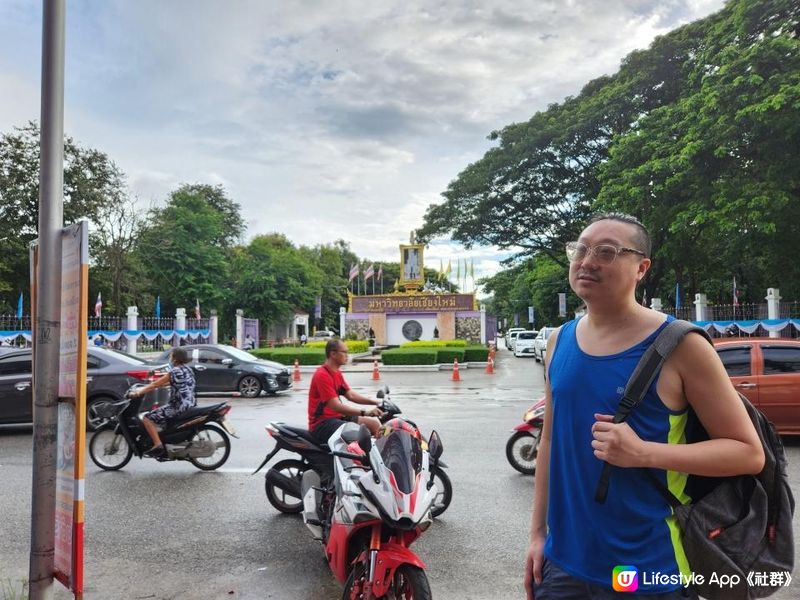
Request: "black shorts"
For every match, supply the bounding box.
[312,417,356,446]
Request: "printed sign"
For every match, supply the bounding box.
[351,293,475,314]
[558,293,567,317]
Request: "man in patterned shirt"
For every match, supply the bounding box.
[130,347,196,458]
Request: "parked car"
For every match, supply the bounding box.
[154,344,292,398]
[311,330,335,340]
[504,328,526,350]
[513,331,538,357]
[714,337,800,436]
[533,327,558,363]
[0,347,168,429]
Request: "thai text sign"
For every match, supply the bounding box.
[351,294,474,313]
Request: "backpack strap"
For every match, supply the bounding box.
[594,319,712,504]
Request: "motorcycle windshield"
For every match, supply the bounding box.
[375,431,422,494]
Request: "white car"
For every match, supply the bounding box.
[513,330,538,357]
[504,327,526,350]
[533,327,558,363]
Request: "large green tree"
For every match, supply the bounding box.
[0,122,127,311]
[135,184,244,315]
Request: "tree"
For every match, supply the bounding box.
[135,184,244,315]
[0,122,127,311]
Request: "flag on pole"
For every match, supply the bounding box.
[195,298,201,320]
[445,260,452,278]
[314,296,322,319]
[348,263,359,283]
[733,277,739,307]
[16,293,23,319]
[94,292,103,318]
[456,260,461,282]
[675,283,681,309]
[377,264,383,280]
[364,264,375,281]
[470,258,474,279]
[155,296,161,319]
[641,288,648,307]
[439,259,444,281]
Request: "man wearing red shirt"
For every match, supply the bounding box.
[309,339,383,444]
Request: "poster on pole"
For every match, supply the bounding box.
[558,293,567,318]
[528,306,535,326]
[54,221,89,595]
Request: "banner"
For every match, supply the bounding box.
[351,293,474,313]
[528,305,534,324]
[558,293,567,317]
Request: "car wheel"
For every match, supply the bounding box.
[238,375,262,398]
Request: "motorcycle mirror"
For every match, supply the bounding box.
[357,425,372,456]
[376,389,384,399]
[221,358,233,365]
[428,430,443,461]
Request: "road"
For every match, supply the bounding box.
[1,347,798,599]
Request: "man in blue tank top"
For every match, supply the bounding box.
[523,213,764,598]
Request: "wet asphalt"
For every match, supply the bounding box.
[1,344,798,599]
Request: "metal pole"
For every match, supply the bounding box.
[29,1,65,598]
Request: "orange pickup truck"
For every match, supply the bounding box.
[714,337,800,436]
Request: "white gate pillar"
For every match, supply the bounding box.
[766,288,782,339]
[126,306,138,354]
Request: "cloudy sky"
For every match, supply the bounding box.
[0,0,726,284]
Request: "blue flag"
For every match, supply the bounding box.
[155,296,161,319]
[16,293,23,319]
[675,283,681,309]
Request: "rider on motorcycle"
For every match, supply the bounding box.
[129,347,196,458]
[308,339,383,444]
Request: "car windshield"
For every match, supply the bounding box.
[217,345,258,362]
[517,332,536,340]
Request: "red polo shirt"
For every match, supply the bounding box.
[308,365,350,431]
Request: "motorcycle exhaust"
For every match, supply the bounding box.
[266,468,302,498]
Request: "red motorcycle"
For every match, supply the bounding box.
[505,396,545,475]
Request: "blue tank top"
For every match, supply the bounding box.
[544,316,693,593]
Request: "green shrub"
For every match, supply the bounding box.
[381,348,438,365]
[463,345,490,362]
[267,347,326,365]
[400,339,467,348]
[306,340,369,353]
[435,348,466,364]
[249,348,274,361]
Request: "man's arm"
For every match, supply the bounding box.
[524,328,559,600]
[591,333,765,476]
[326,393,382,417]
[344,389,380,406]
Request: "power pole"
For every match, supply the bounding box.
[29,1,66,598]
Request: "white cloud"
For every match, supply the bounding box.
[0,0,727,269]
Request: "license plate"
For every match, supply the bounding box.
[221,418,237,437]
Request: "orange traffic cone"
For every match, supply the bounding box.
[485,357,494,375]
[372,359,381,381]
[451,358,461,381]
[293,358,301,382]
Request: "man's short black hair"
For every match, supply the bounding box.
[587,211,652,258]
[325,339,344,358]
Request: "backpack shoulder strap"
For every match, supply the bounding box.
[594,319,711,503]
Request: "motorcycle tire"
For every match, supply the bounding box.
[89,427,134,471]
[343,562,431,600]
[187,424,231,471]
[505,430,540,475]
[265,459,307,514]
[430,466,452,518]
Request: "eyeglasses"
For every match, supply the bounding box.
[565,241,646,265]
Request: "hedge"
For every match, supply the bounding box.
[306,340,369,353]
[400,339,467,348]
[251,347,326,365]
[463,345,490,362]
[435,348,466,364]
[381,348,438,365]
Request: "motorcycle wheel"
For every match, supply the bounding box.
[187,424,231,471]
[505,430,540,475]
[89,427,133,471]
[430,466,452,518]
[345,562,433,600]
[265,459,307,513]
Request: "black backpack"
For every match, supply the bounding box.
[594,320,795,599]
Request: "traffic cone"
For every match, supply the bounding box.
[372,359,381,381]
[293,359,301,382]
[485,357,494,375]
[451,358,461,381]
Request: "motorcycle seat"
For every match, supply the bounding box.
[280,425,326,448]
[171,402,227,423]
